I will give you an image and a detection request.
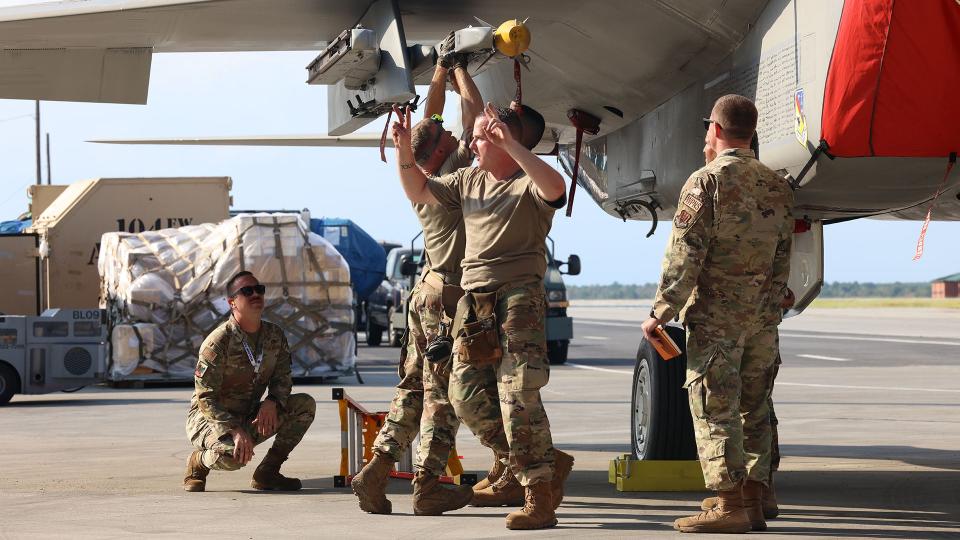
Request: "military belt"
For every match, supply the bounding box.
[423,269,461,291]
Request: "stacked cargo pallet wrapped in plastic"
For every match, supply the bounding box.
[98,213,355,380]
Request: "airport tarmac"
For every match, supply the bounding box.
[1,303,958,539]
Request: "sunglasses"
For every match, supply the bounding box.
[703,118,722,131]
[230,284,266,298]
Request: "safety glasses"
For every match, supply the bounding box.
[703,118,722,131]
[230,284,266,298]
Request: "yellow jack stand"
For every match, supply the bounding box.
[609,454,708,492]
[332,388,475,487]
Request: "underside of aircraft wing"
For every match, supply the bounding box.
[89,134,389,147]
[0,0,359,52]
[0,0,769,136]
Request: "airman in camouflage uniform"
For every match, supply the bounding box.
[183,272,316,492]
[642,95,793,533]
[392,102,574,530]
[351,44,481,517]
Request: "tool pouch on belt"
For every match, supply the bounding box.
[424,319,454,364]
[456,291,501,366]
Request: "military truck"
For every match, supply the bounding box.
[367,235,580,364]
[0,309,107,405]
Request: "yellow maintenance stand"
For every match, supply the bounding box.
[332,388,475,487]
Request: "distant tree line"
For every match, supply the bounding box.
[568,281,932,299]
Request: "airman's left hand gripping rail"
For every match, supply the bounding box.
[331,387,475,487]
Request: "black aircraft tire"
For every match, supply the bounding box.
[630,326,697,460]
[0,362,20,405]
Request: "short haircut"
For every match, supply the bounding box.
[494,106,524,142]
[515,104,545,150]
[226,271,255,296]
[712,94,757,141]
[411,119,443,165]
[475,106,523,142]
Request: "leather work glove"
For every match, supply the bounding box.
[437,31,456,69]
[452,52,470,71]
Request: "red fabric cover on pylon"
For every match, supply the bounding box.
[821,0,960,157]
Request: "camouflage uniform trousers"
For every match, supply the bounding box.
[769,349,781,474]
[372,280,461,476]
[186,393,316,470]
[449,281,555,487]
[684,322,778,490]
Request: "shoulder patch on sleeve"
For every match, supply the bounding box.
[674,209,693,229]
[195,361,209,378]
[682,192,704,213]
[200,346,219,362]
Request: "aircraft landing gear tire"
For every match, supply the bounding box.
[0,362,21,405]
[547,340,569,365]
[631,325,697,460]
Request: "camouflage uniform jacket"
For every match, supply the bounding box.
[652,148,794,328]
[188,315,293,438]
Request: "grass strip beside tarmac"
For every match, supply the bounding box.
[810,297,960,309]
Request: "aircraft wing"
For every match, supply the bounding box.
[0,0,359,52]
[89,134,389,147]
[0,0,769,138]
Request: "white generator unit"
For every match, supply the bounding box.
[0,308,107,404]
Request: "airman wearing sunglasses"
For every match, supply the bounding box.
[352,35,485,517]
[183,271,316,493]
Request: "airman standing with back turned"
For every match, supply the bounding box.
[641,94,794,534]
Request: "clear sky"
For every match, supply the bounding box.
[0,10,957,285]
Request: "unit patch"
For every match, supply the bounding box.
[195,361,209,378]
[682,192,703,213]
[675,209,693,229]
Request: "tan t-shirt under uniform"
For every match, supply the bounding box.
[426,166,566,291]
[412,133,473,278]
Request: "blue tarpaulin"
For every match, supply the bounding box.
[310,218,385,301]
[0,219,30,234]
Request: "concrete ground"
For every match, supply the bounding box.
[1,303,958,538]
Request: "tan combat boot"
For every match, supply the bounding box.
[251,448,303,491]
[551,450,575,509]
[412,470,474,516]
[763,475,779,519]
[473,453,507,491]
[471,467,525,507]
[351,453,395,514]
[742,480,767,531]
[674,484,752,534]
[703,476,780,519]
[505,481,558,530]
[183,450,209,492]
